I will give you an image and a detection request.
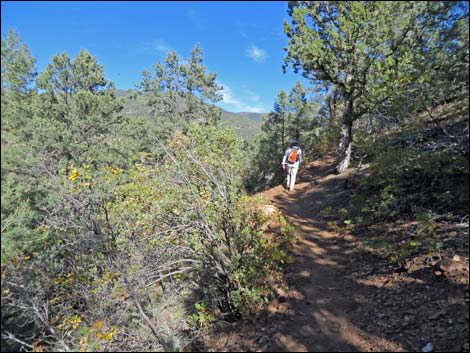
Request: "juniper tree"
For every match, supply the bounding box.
[397,1,469,123]
[284,1,428,173]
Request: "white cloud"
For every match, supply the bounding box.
[245,88,261,103]
[221,85,239,105]
[246,44,267,63]
[144,39,172,54]
[219,82,267,113]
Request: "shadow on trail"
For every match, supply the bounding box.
[197,154,469,352]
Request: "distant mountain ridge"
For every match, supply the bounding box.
[116,89,265,141]
[234,112,264,122]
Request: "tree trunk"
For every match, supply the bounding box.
[336,99,353,174]
[281,113,285,149]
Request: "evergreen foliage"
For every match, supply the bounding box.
[283,0,469,172]
[1,31,292,352]
[1,2,469,350]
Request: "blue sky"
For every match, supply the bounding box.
[1,1,311,113]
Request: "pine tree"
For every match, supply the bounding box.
[270,90,290,150]
[35,49,124,167]
[1,29,39,260]
[137,43,222,130]
[288,81,309,141]
[1,28,36,95]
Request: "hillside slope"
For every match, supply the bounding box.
[116,89,264,141]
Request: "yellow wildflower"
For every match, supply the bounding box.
[69,169,80,181]
[107,166,123,175]
[104,326,119,341]
[69,315,82,330]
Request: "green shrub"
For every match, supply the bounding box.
[352,146,469,222]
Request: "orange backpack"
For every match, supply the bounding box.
[288,147,299,163]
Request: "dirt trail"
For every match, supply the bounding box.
[205,154,469,352]
[205,155,399,352]
[252,155,402,352]
[256,156,388,352]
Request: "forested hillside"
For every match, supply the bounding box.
[1,1,468,352]
[116,89,263,141]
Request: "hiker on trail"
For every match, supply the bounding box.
[282,139,302,191]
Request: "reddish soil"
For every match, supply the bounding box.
[203,155,469,352]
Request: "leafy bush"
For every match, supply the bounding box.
[104,126,295,321]
[352,146,469,222]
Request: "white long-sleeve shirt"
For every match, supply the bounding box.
[282,146,302,167]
